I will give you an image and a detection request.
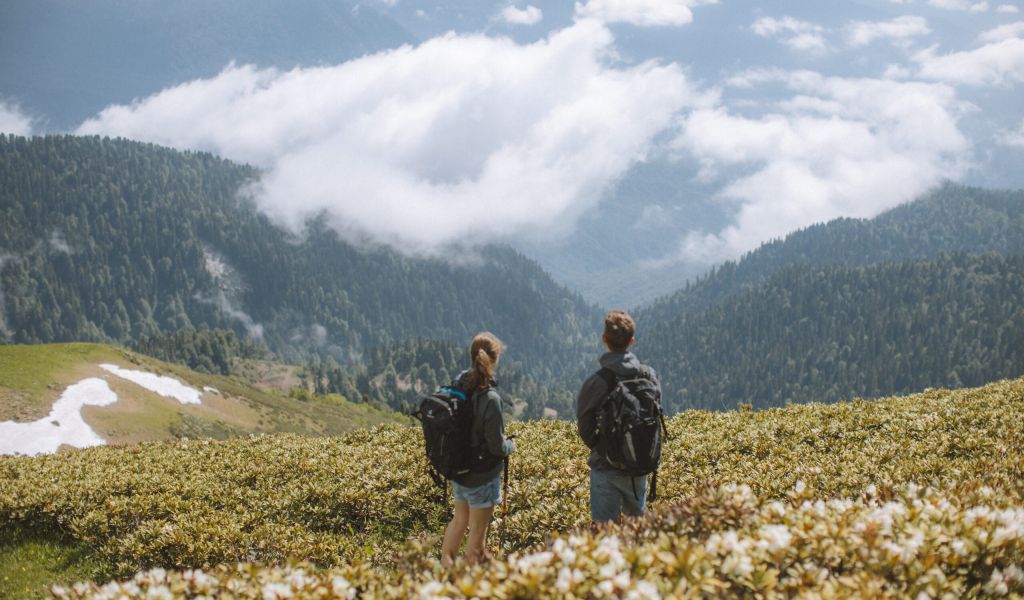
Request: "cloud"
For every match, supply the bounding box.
[846,16,931,47]
[574,0,716,27]
[998,4,1021,12]
[928,0,990,10]
[999,119,1024,146]
[48,231,73,254]
[0,101,33,135]
[502,4,543,25]
[670,71,970,263]
[914,37,1024,84]
[752,16,828,53]
[78,23,697,254]
[978,20,1024,42]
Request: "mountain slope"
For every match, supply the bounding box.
[641,253,1024,412]
[0,343,403,453]
[639,183,1024,324]
[0,135,601,394]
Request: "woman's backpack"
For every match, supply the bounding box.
[596,366,669,498]
[414,380,500,489]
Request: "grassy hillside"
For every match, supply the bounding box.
[2,376,1022,597]
[0,343,405,447]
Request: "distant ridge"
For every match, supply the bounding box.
[640,183,1024,324]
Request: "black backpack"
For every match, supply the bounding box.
[596,366,669,499]
[414,379,500,489]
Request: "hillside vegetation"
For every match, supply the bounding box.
[0,135,600,405]
[2,376,1022,597]
[640,183,1024,325]
[642,253,1024,412]
[0,343,404,445]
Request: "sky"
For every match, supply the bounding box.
[5,0,1023,280]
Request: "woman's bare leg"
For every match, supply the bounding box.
[441,500,469,566]
[464,505,495,565]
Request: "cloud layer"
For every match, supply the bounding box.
[78,22,696,253]
[846,16,931,47]
[914,37,1024,85]
[670,71,970,262]
[752,16,827,52]
[0,101,33,135]
[501,5,543,25]
[574,0,716,27]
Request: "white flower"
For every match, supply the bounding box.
[757,524,793,553]
[331,575,355,599]
[418,581,451,600]
[626,580,661,600]
[556,567,573,594]
[985,569,1009,596]
[146,585,174,600]
[262,582,293,600]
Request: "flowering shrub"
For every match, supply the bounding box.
[52,483,1024,598]
[2,377,1023,596]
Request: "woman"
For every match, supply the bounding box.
[441,331,516,566]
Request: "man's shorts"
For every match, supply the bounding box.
[452,474,502,509]
[590,468,647,523]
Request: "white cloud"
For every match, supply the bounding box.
[978,20,1024,42]
[0,101,33,135]
[914,37,1024,84]
[78,23,697,254]
[846,16,931,47]
[999,119,1024,146]
[998,4,1021,12]
[928,0,990,10]
[502,4,543,25]
[752,16,828,53]
[671,71,970,263]
[574,0,716,27]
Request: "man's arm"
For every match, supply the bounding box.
[575,373,607,450]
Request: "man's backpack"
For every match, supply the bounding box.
[413,380,499,489]
[596,366,669,499]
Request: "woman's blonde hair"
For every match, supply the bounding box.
[466,331,503,391]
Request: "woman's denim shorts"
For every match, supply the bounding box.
[452,474,502,509]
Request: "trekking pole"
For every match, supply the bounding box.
[501,435,516,553]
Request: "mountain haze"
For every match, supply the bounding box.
[0,135,601,401]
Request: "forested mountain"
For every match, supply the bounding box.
[0,135,601,401]
[639,184,1024,325]
[642,253,1024,413]
[0,0,414,128]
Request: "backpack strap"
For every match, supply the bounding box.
[598,367,617,391]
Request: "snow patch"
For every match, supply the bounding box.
[0,378,118,456]
[100,364,202,405]
[203,386,220,394]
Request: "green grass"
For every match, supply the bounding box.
[0,344,121,392]
[0,343,125,421]
[0,529,111,600]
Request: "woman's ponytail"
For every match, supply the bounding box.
[467,332,503,391]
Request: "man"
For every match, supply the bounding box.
[576,310,663,524]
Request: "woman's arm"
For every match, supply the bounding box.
[481,390,514,457]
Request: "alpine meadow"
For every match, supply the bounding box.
[3,0,1024,598]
